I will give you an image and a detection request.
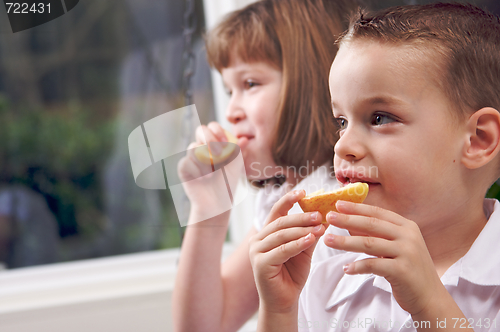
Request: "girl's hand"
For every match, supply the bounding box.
[178,122,229,182]
[249,190,326,314]
[324,200,443,316]
[177,122,235,212]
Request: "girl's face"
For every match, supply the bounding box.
[221,57,283,180]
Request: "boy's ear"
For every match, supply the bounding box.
[462,107,500,169]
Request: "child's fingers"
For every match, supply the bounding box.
[262,189,307,227]
[257,210,322,242]
[258,233,317,267]
[187,142,198,150]
[195,125,208,144]
[335,200,406,226]
[326,211,398,240]
[255,224,325,253]
[185,142,201,161]
[324,234,397,258]
[207,122,229,152]
[343,257,393,277]
[195,125,223,155]
[183,142,213,173]
[207,122,228,142]
[177,155,201,180]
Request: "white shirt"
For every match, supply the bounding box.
[298,199,500,332]
[252,163,349,264]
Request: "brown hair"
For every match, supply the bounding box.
[338,2,500,119]
[206,0,357,183]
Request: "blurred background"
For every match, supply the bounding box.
[0,0,499,331]
[0,0,215,269]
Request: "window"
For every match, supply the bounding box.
[0,0,216,269]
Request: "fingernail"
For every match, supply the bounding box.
[313,224,322,232]
[305,233,313,241]
[336,200,346,209]
[343,264,350,273]
[209,142,222,155]
[327,211,338,222]
[325,234,335,244]
[310,212,318,221]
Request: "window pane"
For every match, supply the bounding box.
[0,0,214,269]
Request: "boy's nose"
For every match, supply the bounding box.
[226,94,246,124]
[334,128,366,162]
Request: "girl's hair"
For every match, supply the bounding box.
[206,0,357,184]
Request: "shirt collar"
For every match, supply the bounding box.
[259,162,334,198]
[326,254,378,309]
[291,162,336,194]
[455,198,500,286]
[325,199,500,310]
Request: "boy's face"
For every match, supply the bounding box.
[330,41,466,228]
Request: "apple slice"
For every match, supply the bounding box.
[298,182,369,223]
[194,130,238,165]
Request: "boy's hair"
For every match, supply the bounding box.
[206,0,357,182]
[338,2,500,118]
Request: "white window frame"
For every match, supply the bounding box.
[204,0,259,245]
[0,1,258,331]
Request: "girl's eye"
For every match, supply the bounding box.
[244,80,258,89]
[371,113,395,126]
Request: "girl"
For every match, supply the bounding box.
[173,1,357,331]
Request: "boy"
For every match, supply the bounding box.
[249,3,500,331]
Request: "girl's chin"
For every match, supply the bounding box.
[244,170,266,181]
[237,136,251,149]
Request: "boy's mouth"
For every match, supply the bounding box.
[335,169,380,189]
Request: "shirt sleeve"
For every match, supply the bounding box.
[252,188,268,232]
[252,182,292,231]
[298,286,311,332]
[487,309,500,331]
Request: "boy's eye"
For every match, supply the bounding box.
[336,118,347,130]
[371,113,395,126]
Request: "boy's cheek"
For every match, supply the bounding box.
[332,154,340,166]
[332,156,344,177]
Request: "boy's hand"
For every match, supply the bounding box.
[249,190,326,315]
[324,200,443,316]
